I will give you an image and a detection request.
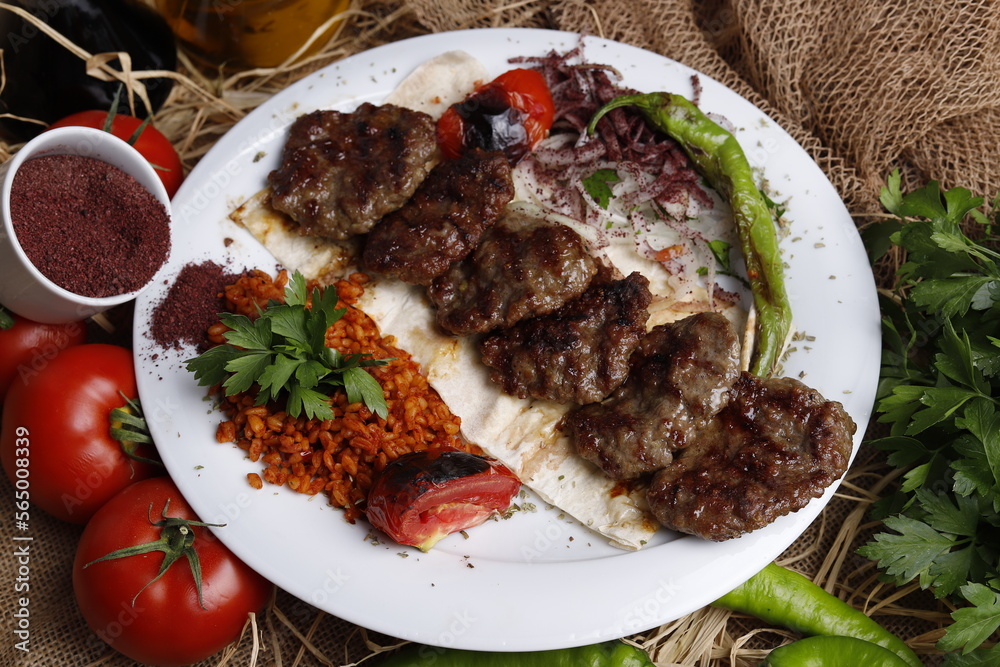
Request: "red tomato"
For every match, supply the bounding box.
[73,477,274,666]
[366,449,521,551]
[437,68,555,163]
[0,313,87,403]
[0,344,161,523]
[48,110,184,197]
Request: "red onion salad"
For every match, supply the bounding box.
[510,46,742,311]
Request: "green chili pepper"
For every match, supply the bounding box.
[713,563,921,667]
[377,640,655,667]
[762,635,914,667]
[587,93,792,377]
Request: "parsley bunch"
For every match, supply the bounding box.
[860,171,1000,659]
[186,272,390,421]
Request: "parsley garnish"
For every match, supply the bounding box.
[0,305,13,330]
[761,189,786,221]
[696,239,750,288]
[186,271,390,421]
[707,239,733,272]
[582,168,620,209]
[858,170,1000,656]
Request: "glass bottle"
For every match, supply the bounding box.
[155,0,351,70]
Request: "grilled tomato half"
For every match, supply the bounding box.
[366,449,521,551]
[437,68,554,164]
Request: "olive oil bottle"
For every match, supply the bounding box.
[155,0,351,69]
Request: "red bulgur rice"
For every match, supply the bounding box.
[211,269,475,522]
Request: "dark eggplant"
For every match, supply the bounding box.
[0,0,177,141]
[366,449,522,551]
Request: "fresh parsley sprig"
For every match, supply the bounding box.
[859,170,1000,659]
[582,168,620,210]
[186,272,390,421]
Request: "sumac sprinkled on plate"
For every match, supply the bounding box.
[149,260,239,351]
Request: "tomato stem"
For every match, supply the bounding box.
[102,87,123,134]
[102,85,152,147]
[83,498,225,609]
[125,115,154,147]
[108,393,162,470]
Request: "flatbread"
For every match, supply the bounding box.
[230,190,357,283]
[383,50,489,118]
[229,52,750,550]
[353,273,661,548]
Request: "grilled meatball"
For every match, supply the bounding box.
[479,271,652,404]
[646,372,856,541]
[428,203,599,335]
[566,312,741,481]
[362,148,514,285]
[268,103,437,240]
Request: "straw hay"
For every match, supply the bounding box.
[0,1,962,665]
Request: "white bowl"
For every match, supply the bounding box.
[0,126,173,324]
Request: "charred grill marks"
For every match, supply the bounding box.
[567,312,741,481]
[646,373,855,541]
[268,103,437,240]
[479,270,652,404]
[563,310,855,541]
[361,148,515,285]
[427,203,599,335]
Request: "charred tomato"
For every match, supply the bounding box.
[366,449,521,551]
[437,68,554,163]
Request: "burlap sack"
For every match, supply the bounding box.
[6,0,997,664]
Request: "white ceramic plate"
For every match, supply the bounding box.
[133,28,881,651]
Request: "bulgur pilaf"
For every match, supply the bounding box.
[210,269,475,522]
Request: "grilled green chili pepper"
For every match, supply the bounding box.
[377,640,655,666]
[762,635,914,667]
[587,93,792,377]
[713,563,921,667]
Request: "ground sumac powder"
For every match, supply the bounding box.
[150,260,239,351]
[9,153,171,298]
